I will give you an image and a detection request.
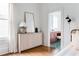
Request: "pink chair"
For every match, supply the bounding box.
[50,32,57,43]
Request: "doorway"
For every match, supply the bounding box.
[48,11,62,52]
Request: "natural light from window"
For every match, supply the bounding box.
[0,3,8,39]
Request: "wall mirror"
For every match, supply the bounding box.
[24,11,35,32]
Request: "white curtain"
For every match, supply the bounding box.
[9,3,17,53]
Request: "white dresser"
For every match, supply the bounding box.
[18,32,42,53]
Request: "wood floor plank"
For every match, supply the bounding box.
[5,45,55,56]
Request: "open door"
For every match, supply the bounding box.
[48,10,64,53]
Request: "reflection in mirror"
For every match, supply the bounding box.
[24,12,35,32]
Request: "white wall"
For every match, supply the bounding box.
[39,3,79,48]
[39,4,49,46]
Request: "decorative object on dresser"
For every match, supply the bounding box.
[17,32,42,53]
[35,27,38,33]
[19,21,26,34]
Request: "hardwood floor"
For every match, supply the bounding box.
[5,45,56,56]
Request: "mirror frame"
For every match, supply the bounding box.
[24,11,35,32]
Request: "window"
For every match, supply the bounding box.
[49,11,61,31]
[0,3,8,39]
[52,11,61,31]
[53,15,58,30]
